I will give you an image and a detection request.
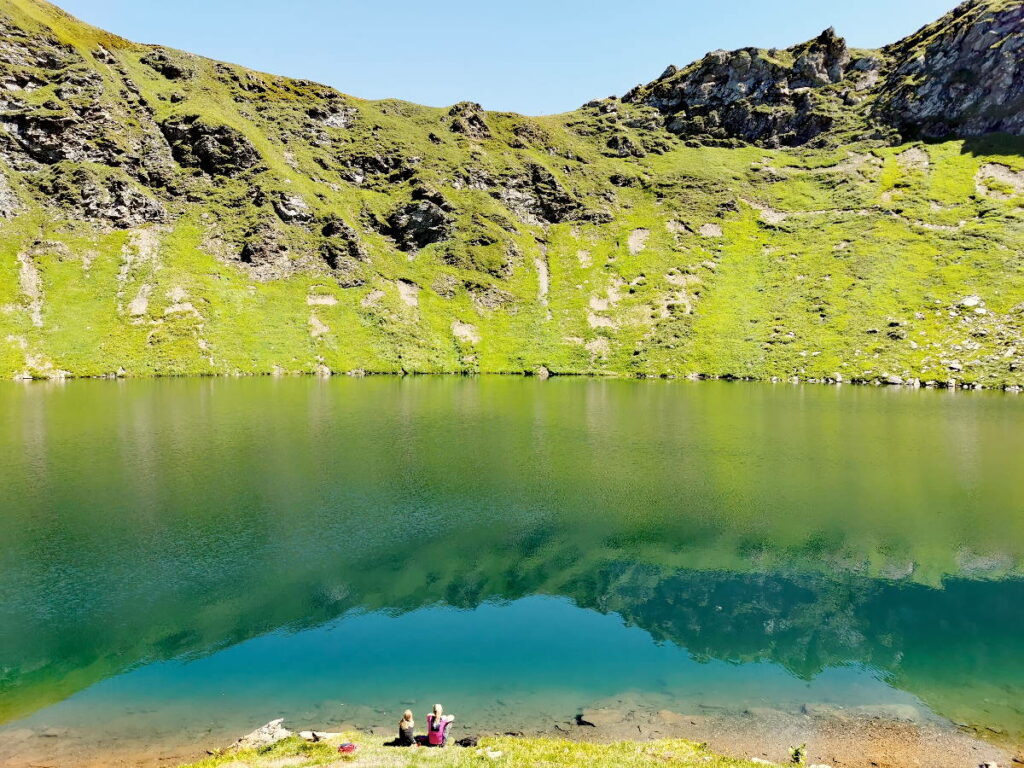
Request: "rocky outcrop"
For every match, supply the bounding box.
[338,151,416,186]
[0,16,135,172]
[36,164,164,228]
[308,103,358,129]
[0,167,18,217]
[140,49,192,80]
[374,189,454,251]
[230,719,292,750]
[874,0,1024,138]
[448,101,491,139]
[320,215,368,276]
[0,107,128,168]
[272,192,312,224]
[159,115,261,176]
[623,28,860,147]
[496,163,586,224]
[0,15,78,71]
[237,224,294,280]
[624,0,1024,146]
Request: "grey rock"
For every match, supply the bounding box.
[238,225,293,280]
[576,707,627,728]
[272,192,312,224]
[37,164,164,228]
[307,103,358,129]
[140,49,192,80]
[496,163,585,225]
[1,110,119,166]
[380,191,453,251]
[93,45,116,64]
[320,215,368,284]
[230,719,292,750]
[0,18,79,71]
[623,28,850,146]
[338,151,416,186]
[605,133,645,157]
[159,115,260,176]
[875,0,1024,138]
[625,3,1024,145]
[448,101,491,139]
[0,166,18,217]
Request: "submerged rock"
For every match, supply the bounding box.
[576,708,626,728]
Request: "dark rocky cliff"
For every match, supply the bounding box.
[875,0,1024,138]
[623,0,1023,147]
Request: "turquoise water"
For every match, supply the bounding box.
[0,377,1023,763]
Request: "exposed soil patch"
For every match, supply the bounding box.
[628,228,650,254]
[976,163,1024,199]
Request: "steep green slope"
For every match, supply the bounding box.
[0,0,1022,386]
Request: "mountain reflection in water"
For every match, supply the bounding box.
[1,377,1022,748]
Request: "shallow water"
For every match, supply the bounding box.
[1,377,1022,763]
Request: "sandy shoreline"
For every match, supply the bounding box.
[2,699,1018,768]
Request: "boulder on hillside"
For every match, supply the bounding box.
[377,187,454,251]
[320,215,369,285]
[382,199,452,251]
[140,49,192,80]
[449,102,491,139]
[237,224,295,280]
[159,115,260,176]
[320,215,368,266]
[272,192,312,224]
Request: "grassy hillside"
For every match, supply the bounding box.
[0,0,1022,386]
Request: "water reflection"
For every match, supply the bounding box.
[1,377,1022,745]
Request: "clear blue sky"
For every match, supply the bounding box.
[56,0,957,115]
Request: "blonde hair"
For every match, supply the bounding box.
[401,709,414,723]
[433,703,443,716]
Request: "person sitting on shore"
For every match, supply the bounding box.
[397,710,416,747]
[425,703,454,746]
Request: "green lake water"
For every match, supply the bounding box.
[0,377,1023,762]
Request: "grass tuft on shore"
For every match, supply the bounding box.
[178,734,771,768]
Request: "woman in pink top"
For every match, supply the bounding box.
[425,703,454,746]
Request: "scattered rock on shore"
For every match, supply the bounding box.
[230,719,292,750]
